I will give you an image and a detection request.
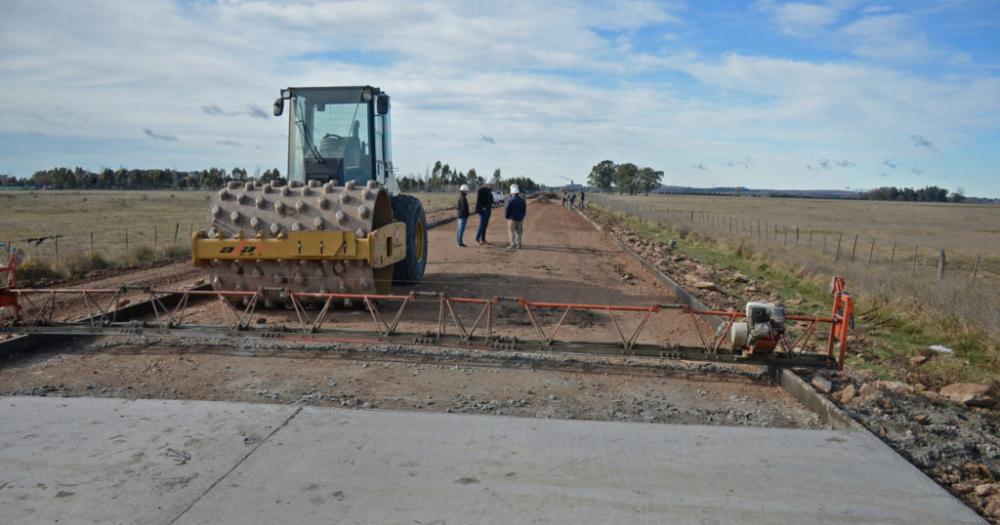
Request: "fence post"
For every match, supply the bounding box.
[850,235,858,260]
[783,227,787,246]
[937,250,946,280]
[689,211,694,222]
[189,224,194,240]
[834,233,843,261]
[90,232,95,256]
[867,239,876,265]
[154,225,157,250]
[971,254,981,285]
[729,217,733,233]
[890,241,896,265]
[757,219,761,239]
[125,228,129,253]
[174,223,180,246]
[795,226,799,245]
[54,236,59,262]
[822,235,826,254]
[911,245,918,274]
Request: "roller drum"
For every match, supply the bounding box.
[204,179,395,307]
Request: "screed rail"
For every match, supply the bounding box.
[0,279,853,369]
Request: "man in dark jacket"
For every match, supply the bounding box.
[474,184,494,245]
[456,184,470,247]
[504,184,526,250]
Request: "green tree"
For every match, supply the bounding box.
[614,163,638,194]
[636,167,663,194]
[588,160,616,191]
[466,168,484,187]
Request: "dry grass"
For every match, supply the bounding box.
[1,190,210,267]
[403,191,457,212]
[589,195,1000,383]
[594,193,1000,280]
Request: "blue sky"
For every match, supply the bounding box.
[1,0,998,195]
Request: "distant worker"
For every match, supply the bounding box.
[561,192,567,207]
[505,184,526,250]
[456,184,471,247]
[569,192,576,210]
[474,183,494,245]
[579,190,585,209]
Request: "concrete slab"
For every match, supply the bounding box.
[0,396,297,525]
[0,396,985,525]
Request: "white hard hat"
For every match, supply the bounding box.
[459,184,470,192]
[509,184,520,194]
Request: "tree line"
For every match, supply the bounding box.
[397,161,538,193]
[860,185,965,203]
[587,160,663,194]
[0,167,285,190]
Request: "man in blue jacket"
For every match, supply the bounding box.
[473,183,494,245]
[505,184,526,250]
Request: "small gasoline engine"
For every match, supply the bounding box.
[730,302,785,355]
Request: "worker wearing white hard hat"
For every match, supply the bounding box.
[504,184,526,250]
[456,184,471,247]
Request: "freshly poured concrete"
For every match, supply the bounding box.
[0,396,985,525]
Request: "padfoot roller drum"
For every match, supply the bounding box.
[193,178,423,308]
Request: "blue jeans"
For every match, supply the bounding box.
[456,217,468,245]
[475,210,491,242]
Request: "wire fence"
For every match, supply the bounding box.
[589,193,1000,337]
[590,194,997,284]
[5,223,200,272]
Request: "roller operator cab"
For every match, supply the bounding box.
[274,86,399,195]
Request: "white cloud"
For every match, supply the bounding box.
[0,0,997,195]
[755,0,855,36]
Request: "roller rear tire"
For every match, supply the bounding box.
[391,194,427,284]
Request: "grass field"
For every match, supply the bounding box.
[587,194,1000,384]
[1,190,212,270]
[593,193,1000,266]
[0,189,455,280]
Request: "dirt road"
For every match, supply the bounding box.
[0,199,817,429]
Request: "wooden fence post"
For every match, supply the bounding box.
[783,227,787,246]
[937,250,946,280]
[890,241,896,265]
[154,225,157,250]
[125,228,129,253]
[835,233,843,261]
[850,235,858,260]
[795,226,799,245]
[54,236,59,262]
[174,223,180,245]
[867,239,876,265]
[90,232,95,256]
[757,219,761,238]
[911,245,918,274]
[971,254,981,285]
